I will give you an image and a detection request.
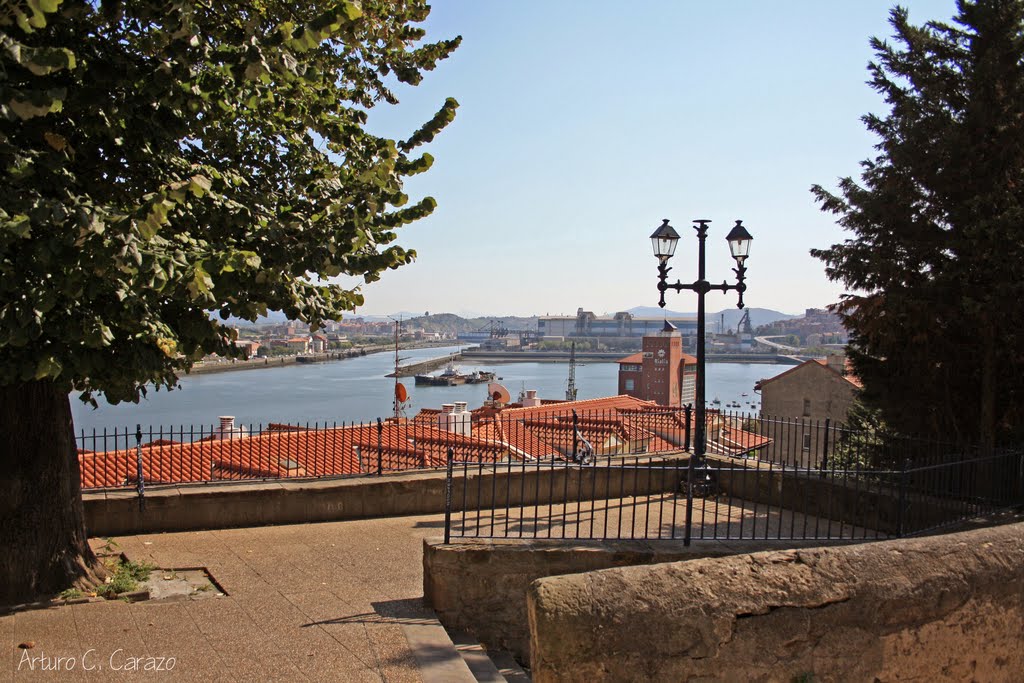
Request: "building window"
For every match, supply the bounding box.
[625,379,635,391]
[802,398,811,417]
[802,433,811,451]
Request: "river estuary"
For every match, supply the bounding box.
[70,345,793,432]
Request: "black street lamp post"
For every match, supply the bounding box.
[650,218,752,544]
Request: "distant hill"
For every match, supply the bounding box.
[405,313,538,336]
[623,306,797,330]
[213,310,288,326]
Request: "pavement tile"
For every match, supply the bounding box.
[7,494,851,681]
[185,598,303,681]
[231,591,376,680]
[3,610,16,680]
[70,600,150,682]
[126,602,233,681]
[11,606,86,682]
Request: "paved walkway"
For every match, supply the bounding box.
[3,512,461,682]
[2,493,877,681]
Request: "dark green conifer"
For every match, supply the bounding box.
[812,0,1024,450]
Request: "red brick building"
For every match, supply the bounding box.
[617,321,697,407]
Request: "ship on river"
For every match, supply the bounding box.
[415,362,496,387]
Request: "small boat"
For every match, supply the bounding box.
[712,397,721,405]
[415,362,496,386]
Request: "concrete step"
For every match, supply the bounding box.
[450,631,531,683]
[400,615,478,683]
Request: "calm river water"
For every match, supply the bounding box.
[70,345,793,432]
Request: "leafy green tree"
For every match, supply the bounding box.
[0,0,459,602]
[812,0,1024,451]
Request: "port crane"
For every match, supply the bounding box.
[565,341,578,401]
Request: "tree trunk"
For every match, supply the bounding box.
[0,380,103,605]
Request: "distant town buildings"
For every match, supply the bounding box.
[756,308,849,347]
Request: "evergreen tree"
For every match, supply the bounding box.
[812,0,1024,451]
[1,0,458,602]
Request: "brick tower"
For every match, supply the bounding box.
[618,321,697,406]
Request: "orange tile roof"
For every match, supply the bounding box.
[79,396,770,489]
[617,353,644,364]
[79,422,504,488]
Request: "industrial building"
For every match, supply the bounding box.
[538,308,698,339]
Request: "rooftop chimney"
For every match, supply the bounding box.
[438,403,471,436]
[522,390,542,408]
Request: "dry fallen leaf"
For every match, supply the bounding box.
[18,642,35,649]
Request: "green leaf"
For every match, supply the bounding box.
[3,215,32,238]
[34,357,62,380]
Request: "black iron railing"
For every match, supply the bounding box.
[76,407,1024,544]
[442,446,1024,545]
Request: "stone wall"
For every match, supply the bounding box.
[84,453,689,536]
[422,537,856,661]
[526,521,1024,682]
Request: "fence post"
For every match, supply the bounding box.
[896,457,909,537]
[821,417,831,471]
[572,409,579,463]
[444,447,454,544]
[684,404,692,452]
[376,417,383,476]
[683,451,695,547]
[135,424,145,512]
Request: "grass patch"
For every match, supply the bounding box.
[96,557,157,599]
[58,588,84,601]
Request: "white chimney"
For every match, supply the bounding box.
[437,404,455,432]
[217,416,247,440]
[522,390,542,408]
[452,402,471,436]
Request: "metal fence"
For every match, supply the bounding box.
[443,445,1024,545]
[76,407,1024,544]
[77,406,701,491]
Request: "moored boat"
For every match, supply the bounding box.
[415,362,495,386]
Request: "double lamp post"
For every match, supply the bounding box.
[649,218,752,530]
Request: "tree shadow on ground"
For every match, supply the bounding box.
[300,597,432,627]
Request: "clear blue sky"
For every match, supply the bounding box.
[343,0,958,318]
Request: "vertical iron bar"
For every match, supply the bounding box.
[376,417,383,476]
[684,404,692,452]
[897,457,908,537]
[135,424,145,512]
[444,448,453,543]
[821,417,831,471]
[683,453,694,546]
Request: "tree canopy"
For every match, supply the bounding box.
[1,0,460,404]
[811,0,1024,448]
[0,0,459,601]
